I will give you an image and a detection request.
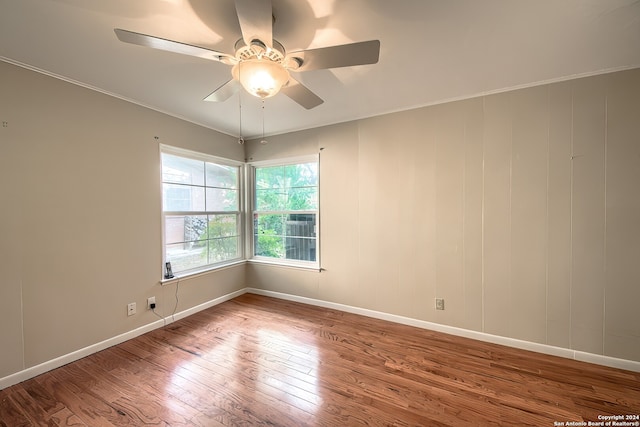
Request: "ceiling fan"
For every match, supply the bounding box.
[114,0,380,109]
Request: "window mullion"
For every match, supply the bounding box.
[252,210,317,215]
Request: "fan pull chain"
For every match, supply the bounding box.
[237,65,244,145]
[238,95,244,145]
[260,99,267,144]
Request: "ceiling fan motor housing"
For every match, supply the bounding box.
[234,38,285,62]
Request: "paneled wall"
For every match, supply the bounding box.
[1,60,639,384]
[0,61,246,379]
[245,68,640,363]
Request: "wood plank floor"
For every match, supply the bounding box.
[1,293,639,426]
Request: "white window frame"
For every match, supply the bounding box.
[160,144,245,279]
[248,155,320,270]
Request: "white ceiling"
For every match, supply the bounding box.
[2,0,640,139]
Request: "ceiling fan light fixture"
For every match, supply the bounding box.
[114,1,380,109]
[232,58,290,99]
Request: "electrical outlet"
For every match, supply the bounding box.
[435,298,445,310]
[127,302,136,316]
[147,296,156,310]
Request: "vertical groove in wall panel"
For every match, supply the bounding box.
[355,119,377,311]
[570,75,607,355]
[406,109,437,321]
[397,113,418,319]
[463,98,484,332]
[603,69,640,361]
[424,113,439,322]
[482,94,513,337]
[546,82,573,349]
[569,89,574,350]
[434,104,465,328]
[393,110,431,320]
[510,86,549,344]
[545,87,550,345]
[481,97,486,333]
[371,116,402,315]
[603,89,608,357]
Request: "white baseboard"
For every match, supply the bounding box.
[3,286,638,391]
[165,288,246,323]
[246,288,640,373]
[0,288,246,390]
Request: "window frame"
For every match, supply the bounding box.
[247,155,320,270]
[160,144,245,278]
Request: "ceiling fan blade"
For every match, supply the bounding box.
[290,40,380,72]
[234,0,273,48]
[114,28,233,63]
[281,78,324,110]
[204,79,241,102]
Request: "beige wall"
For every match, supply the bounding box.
[245,68,640,363]
[2,60,639,382]
[0,61,246,378]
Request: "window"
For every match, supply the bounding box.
[252,157,319,266]
[161,147,242,275]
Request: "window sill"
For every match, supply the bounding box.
[247,258,322,272]
[160,260,247,285]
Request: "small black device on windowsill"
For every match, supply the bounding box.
[164,262,174,279]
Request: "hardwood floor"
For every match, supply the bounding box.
[1,293,639,426]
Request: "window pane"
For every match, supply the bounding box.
[163,184,205,212]
[255,232,285,258]
[166,241,207,272]
[256,189,286,211]
[285,163,317,187]
[162,150,243,275]
[208,214,238,238]
[165,215,208,244]
[206,188,238,211]
[286,187,318,211]
[285,237,316,261]
[286,214,316,237]
[162,154,204,186]
[255,213,285,235]
[206,163,237,189]
[253,160,318,264]
[255,214,285,258]
[209,237,239,263]
[256,166,284,189]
